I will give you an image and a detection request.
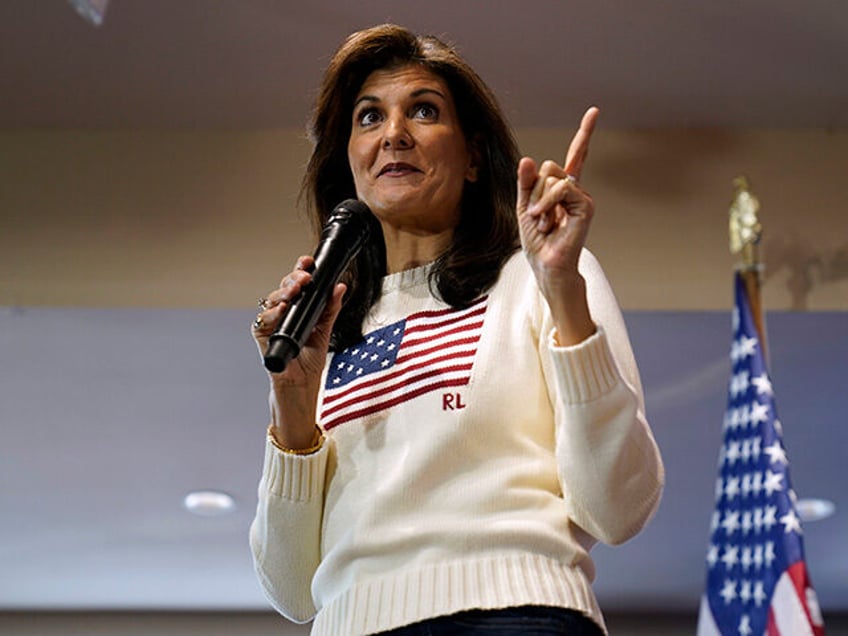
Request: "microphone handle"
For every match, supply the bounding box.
[263,213,368,373]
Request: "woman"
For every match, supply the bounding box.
[250,24,664,636]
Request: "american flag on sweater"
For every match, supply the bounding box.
[697,272,825,636]
[319,295,487,430]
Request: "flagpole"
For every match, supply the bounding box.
[729,176,767,363]
[699,176,826,636]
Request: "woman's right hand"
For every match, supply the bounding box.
[251,255,346,448]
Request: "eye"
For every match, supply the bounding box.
[411,102,439,120]
[356,107,382,127]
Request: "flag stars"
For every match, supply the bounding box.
[703,285,821,632]
[707,544,720,568]
[738,613,753,636]
[749,401,769,426]
[711,511,721,533]
[781,509,803,534]
[753,508,764,533]
[741,546,753,571]
[741,473,753,497]
[730,336,752,363]
[741,511,753,535]
[739,580,753,604]
[725,477,741,500]
[764,541,776,567]
[728,409,742,430]
[726,441,742,465]
[762,506,777,532]
[763,470,784,496]
[750,437,761,462]
[722,544,740,569]
[722,510,741,535]
[731,371,750,397]
[753,581,767,607]
[737,335,758,360]
[741,439,752,462]
[381,359,391,368]
[753,545,764,569]
[720,579,737,604]
[764,441,788,466]
[750,471,762,497]
[751,373,773,396]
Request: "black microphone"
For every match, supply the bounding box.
[263,199,371,373]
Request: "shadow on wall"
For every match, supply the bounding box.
[765,238,848,310]
[591,130,743,202]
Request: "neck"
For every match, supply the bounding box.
[381,225,453,274]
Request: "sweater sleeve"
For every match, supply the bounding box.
[538,249,664,546]
[249,436,330,623]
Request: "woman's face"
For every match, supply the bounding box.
[347,64,478,236]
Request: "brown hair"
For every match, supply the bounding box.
[301,24,520,350]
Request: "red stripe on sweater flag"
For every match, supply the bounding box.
[319,296,488,430]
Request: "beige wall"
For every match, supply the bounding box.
[3,128,846,311]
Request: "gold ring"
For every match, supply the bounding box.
[258,297,269,309]
[565,174,578,185]
[253,314,265,330]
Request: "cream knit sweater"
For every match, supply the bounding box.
[250,249,664,635]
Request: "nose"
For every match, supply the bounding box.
[382,112,413,150]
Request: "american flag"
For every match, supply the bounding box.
[697,273,825,636]
[319,295,488,431]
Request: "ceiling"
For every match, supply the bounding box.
[1,0,846,621]
[1,0,846,130]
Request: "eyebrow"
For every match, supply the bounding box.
[353,87,447,109]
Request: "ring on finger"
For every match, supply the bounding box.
[252,314,265,330]
[258,297,269,309]
[565,174,578,186]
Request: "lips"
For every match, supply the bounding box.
[378,162,421,177]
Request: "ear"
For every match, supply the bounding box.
[465,136,482,183]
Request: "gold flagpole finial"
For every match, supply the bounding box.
[729,175,763,271]
[729,176,768,357]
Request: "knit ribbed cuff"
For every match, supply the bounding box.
[260,435,328,502]
[546,326,620,404]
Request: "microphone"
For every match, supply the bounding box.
[263,199,372,373]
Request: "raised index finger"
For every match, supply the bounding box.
[564,106,600,180]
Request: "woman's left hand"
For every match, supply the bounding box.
[516,106,599,345]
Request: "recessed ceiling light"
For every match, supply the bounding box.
[183,490,236,516]
[67,0,110,26]
[796,498,836,523]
